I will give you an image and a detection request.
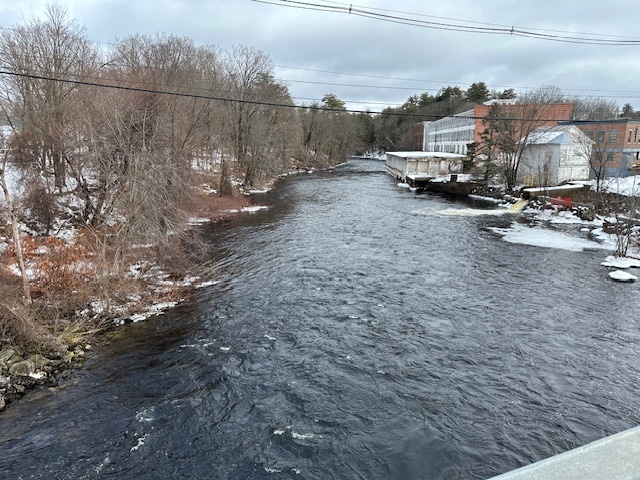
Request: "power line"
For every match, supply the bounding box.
[0,69,588,123]
[279,77,427,91]
[5,47,639,101]
[1,19,636,103]
[312,0,640,41]
[274,64,640,97]
[253,0,640,45]
[2,49,638,108]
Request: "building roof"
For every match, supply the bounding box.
[526,125,591,145]
[482,98,517,106]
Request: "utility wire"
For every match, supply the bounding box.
[3,52,637,104]
[312,0,640,41]
[274,64,640,97]
[1,20,636,100]
[0,69,588,123]
[253,0,640,45]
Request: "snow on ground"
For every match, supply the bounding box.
[489,224,610,252]
[195,280,218,289]
[536,209,592,225]
[568,175,640,197]
[127,301,179,323]
[601,255,640,268]
[605,176,640,196]
[413,207,507,217]
[223,205,268,214]
[188,217,211,226]
[608,270,638,282]
[242,205,268,213]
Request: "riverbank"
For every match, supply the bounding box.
[0,167,323,412]
[0,190,254,412]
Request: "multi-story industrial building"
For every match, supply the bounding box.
[561,119,640,177]
[413,100,573,155]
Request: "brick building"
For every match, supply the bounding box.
[561,119,640,177]
[413,100,573,155]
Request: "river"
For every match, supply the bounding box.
[1,159,640,479]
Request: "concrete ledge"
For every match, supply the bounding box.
[489,426,640,480]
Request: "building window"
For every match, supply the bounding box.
[635,129,639,142]
[607,152,614,163]
[586,130,594,139]
[629,130,633,142]
[609,130,618,143]
[597,130,605,143]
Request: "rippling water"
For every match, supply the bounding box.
[2,159,640,479]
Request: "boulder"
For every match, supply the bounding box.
[0,349,16,364]
[0,349,19,372]
[0,395,5,411]
[8,360,36,377]
[28,354,51,370]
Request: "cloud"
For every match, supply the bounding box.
[3,0,640,111]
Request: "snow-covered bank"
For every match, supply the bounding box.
[488,224,609,252]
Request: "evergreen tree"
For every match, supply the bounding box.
[466,82,490,103]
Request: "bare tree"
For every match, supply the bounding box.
[219,46,303,187]
[478,86,571,191]
[0,124,30,303]
[571,97,619,121]
[0,3,99,191]
[572,128,609,193]
[223,46,272,187]
[297,94,359,169]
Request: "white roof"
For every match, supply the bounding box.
[525,125,591,145]
[483,98,517,106]
[386,151,465,159]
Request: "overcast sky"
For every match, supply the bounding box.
[2,0,640,112]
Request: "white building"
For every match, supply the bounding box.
[385,151,465,185]
[418,99,518,155]
[518,125,592,186]
[422,110,475,155]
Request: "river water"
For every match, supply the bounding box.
[2,159,640,479]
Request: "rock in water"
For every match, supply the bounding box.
[609,270,638,282]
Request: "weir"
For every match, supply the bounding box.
[506,199,529,212]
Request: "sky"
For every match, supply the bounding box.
[2,0,640,112]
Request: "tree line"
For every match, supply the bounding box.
[356,82,621,154]
[0,5,362,349]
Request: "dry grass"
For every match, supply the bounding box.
[0,176,255,354]
[188,190,252,223]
